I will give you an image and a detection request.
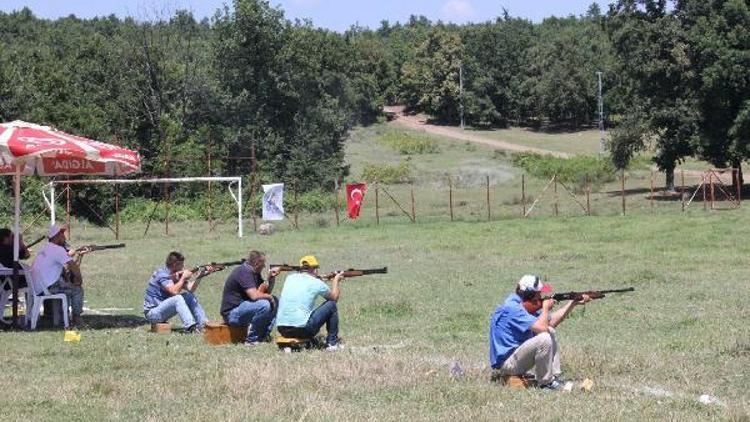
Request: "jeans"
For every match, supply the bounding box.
[145,292,208,330]
[48,279,84,317]
[278,300,339,346]
[226,299,275,342]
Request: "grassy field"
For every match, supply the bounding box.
[470,126,604,155]
[1,213,749,421]
[2,123,748,421]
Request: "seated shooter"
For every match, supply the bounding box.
[31,225,89,327]
[220,250,279,345]
[489,275,590,390]
[143,251,220,332]
[276,255,344,350]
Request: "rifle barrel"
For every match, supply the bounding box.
[26,235,46,248]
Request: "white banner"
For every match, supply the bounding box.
[262,183,285,221]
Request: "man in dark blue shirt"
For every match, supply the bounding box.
[219,250,279,345]
[489,275,590,390]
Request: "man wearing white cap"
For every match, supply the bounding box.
[488,275,590,390]
[31,224,90,327]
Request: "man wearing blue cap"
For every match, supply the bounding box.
[489,275,590,390]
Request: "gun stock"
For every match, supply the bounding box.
[551,287,635,302]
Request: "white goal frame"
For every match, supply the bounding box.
[43,177,244,237]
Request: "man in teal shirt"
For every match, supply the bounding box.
[276,255,344,350]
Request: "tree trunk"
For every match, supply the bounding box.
[732,160,744,190]
[665,168,676,193]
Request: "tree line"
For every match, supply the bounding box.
[0,0,748,221]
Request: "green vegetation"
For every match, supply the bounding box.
[377,128,440,155]
[361,162,412,184]
[1,213,748,420]
[512,153,616,191]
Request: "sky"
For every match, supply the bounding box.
[0,0,608,32]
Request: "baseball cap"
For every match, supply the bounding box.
[299,255,319,268]
[517,275,553,294]
[47,224,66,239]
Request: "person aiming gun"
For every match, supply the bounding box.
[220,250,279,345]
[143,251,225,333]
[489,275,593,390]
[275,255,347,351]
[30,225,89,327]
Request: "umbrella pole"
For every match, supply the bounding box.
[12,164,21,327]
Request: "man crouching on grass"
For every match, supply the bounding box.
[489,275,590,390]
[220,250,279,345]
[276,255,344,351]
[143,251,221,333]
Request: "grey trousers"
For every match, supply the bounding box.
[48,279,84,317]
[498,327,562,385]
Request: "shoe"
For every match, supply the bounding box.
[184,324,201,334]
[538,380,565,391]
[244,340,262,347]
[325,343,342,351]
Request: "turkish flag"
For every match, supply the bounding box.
[346,183,367,219]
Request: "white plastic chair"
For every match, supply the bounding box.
[0,266,29,325]
[21,264,69,330]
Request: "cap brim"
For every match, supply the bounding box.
[539,283,553,294]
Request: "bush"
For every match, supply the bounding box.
[361,162,412,184]
[377,129,439,155]
[511,153,616,192]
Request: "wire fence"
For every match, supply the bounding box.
[9,167,744,240]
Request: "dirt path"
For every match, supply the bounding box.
[384,106,571,158]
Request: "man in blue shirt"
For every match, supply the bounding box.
[143,251,221,332]
[276,255,344,350]
[489,275,590,390]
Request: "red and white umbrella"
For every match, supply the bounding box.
[0,120,140,176]
[0,120,141,326]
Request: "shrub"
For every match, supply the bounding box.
[377,129,439,155]
[361,162,412,184]
[511,153,616,192]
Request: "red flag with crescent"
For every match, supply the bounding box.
[346,183,367,219]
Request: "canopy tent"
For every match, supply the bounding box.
[0,120,140,325]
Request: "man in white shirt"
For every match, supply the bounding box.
[32,225,89,326]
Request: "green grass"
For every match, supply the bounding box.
[346,124,514,188]
[471,127,604,155]
[2,124,748,420]
[1,213,749,420]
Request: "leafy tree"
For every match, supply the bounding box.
[607,0,698,191]
[401,26,464,123]
[679,0,750,186]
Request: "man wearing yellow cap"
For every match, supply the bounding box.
[220,250,280,345]
[276,255,344,350]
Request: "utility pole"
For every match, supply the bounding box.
[597,71,605,154]
[459,61,465,130]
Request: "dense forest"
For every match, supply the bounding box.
[0,0,748,219]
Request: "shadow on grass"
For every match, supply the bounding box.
[13,314,148,331]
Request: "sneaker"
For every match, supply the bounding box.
[539,380,565,391]
[244,340,262,347]
[325,343,342,352]
[184,324,201,334]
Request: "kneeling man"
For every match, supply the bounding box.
[489,275,590,390]
[276,255,343,350]
[143,251,219,332]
